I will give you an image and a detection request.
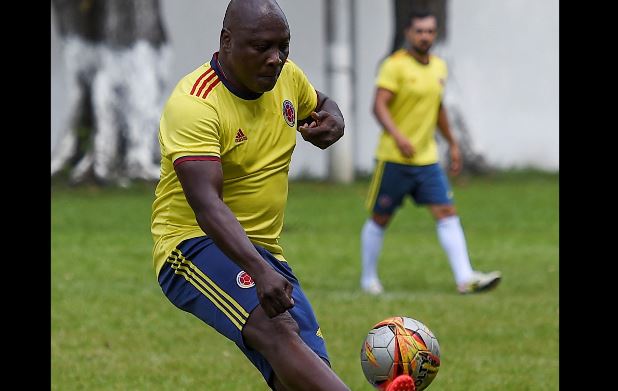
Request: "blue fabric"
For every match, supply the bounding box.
[372,162,453,214]
[158,236,329,387]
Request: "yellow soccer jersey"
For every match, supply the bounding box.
[375,49,447,165]
[151,53,317,276]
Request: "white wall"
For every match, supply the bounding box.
[51,0,559,177]
[444,0,559,170]
[354,0,393,175]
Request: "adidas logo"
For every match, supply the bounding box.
[235,128,247,143]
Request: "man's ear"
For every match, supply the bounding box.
[220,28,232,52]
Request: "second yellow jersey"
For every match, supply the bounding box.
[151,53,318,276]
[375,49,447,165]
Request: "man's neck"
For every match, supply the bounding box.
[217,54,248,93]
[408,49,430,65]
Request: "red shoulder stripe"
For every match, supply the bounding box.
[196,72,219,97]
[202,79,221,99]
[190,68,215,96]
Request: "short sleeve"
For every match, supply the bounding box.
[159,94,221,164]
[375,57,399,94]
[287,60,318,121]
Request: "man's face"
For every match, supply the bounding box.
[405,16,437,55]
[225,16,290,93]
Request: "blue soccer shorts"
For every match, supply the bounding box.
[157,236,330,388]
[366,161,453,215]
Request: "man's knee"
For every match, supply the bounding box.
[429,204,457,220]
[372,213,391,227]
[242,306,300,352]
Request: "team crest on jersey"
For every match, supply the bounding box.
[282,99,296,127]
[236,271,255,288]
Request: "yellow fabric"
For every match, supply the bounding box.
[151,57,317,276]
[374,49,447,165]
[365,160,386,211]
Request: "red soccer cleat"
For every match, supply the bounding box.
[386,375,416,391]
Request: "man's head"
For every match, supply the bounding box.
[219,0,290,94]
[404,10,437,56]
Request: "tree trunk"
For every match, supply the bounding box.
[51,0,170,184]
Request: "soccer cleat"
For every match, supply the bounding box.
[386,374,416,391]
[458,270,502,294]
[361,279,384,295]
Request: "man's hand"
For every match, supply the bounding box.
[298,111,344,149]
[253,268,295,318]
[393,132,415,158]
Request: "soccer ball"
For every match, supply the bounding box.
[360,316,441,391]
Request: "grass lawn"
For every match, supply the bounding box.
[51,170,558,390]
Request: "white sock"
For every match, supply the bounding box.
[361,219,385,286]
[436,215,474,285]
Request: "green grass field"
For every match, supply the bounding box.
[51,171,558,390]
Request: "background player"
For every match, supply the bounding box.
[360,10,501,295]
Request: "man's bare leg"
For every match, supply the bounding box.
[242,306,350,391]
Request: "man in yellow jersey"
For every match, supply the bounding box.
[361,10,501,295]
[152,1,414,390]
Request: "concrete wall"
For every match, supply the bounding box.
[444,0,559,170]
[51,0,559,177]
[354,0,394,174]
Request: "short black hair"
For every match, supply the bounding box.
[405,10,436,28]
